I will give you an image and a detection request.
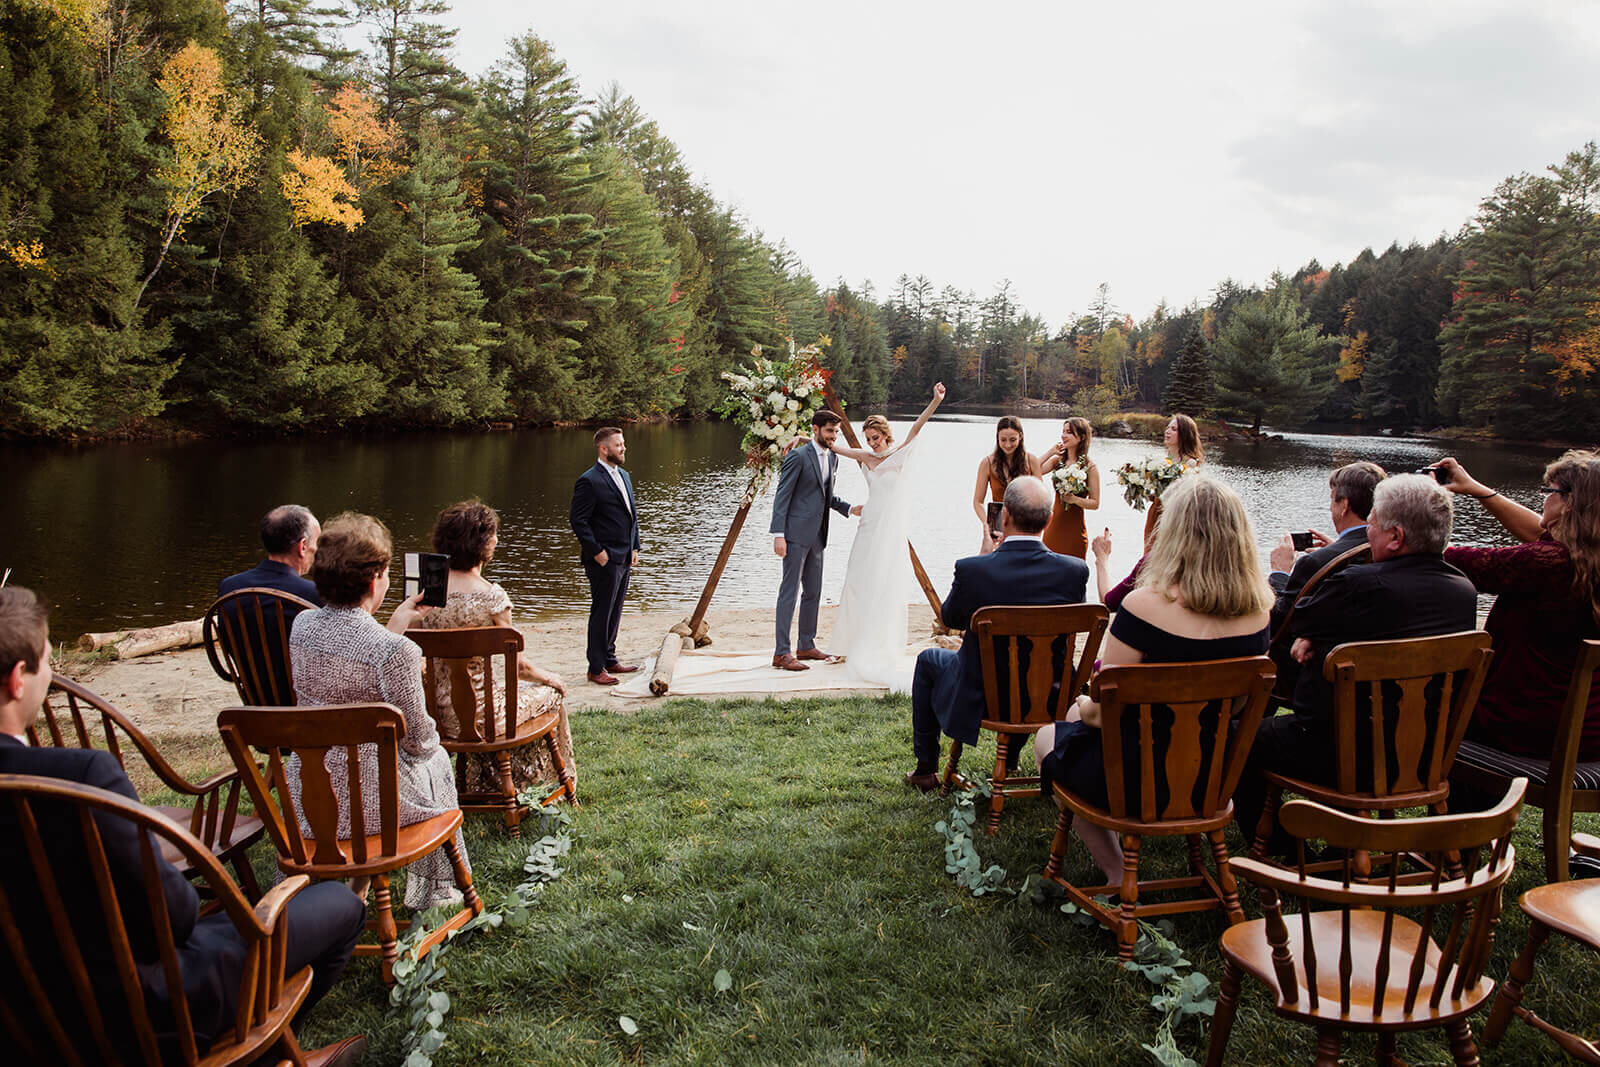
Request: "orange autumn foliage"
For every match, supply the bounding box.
[326,85,404,187]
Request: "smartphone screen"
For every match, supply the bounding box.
[986,501,1004,537]
[403,552,450,606]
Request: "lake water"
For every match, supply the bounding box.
[1,416,1563,641]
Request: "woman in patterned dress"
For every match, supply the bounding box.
[289,512,469,910]
[414,500,575,797]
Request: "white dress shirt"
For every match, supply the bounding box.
[812,441,831,482]
[603,460,633,513]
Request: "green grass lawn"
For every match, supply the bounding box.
[243,694,1600,1065]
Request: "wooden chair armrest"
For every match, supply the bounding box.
[253,874,312,933]
[1573,833,1600,860]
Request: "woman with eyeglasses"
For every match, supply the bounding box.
[1436,451,1600,760]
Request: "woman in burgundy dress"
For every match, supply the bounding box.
[1437,450,1600,759]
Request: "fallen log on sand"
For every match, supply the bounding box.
[650,633,692,696]
[78,619,205,660]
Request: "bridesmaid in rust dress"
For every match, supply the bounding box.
[1040,417,1100,558]
[970,416,1040,554]
[1144,413,1205,549]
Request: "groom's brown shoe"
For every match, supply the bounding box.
[795,648,832,662]
[903,770,940,793]
[772,653,809,671]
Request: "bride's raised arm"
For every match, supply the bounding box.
[830,440,883,467]
[899,382,946,448]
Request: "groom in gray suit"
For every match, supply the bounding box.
[771,409,861,670]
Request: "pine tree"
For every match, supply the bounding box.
[1163,325,1212,415]
[1211,277,1338,435]
[347,121,501,424]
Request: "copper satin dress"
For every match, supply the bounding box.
[1042,461,1093,559]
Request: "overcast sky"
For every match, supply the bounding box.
[427,0,1600,329]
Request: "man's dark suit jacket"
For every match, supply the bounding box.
[1268,524,1369,636]
[0,736,242,1057]
[218,558,322,605]
[932,538,1089,746]
[570,461,642,562]
[1286,552,1478,721]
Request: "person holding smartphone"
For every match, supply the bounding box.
[1266,461,1386,632]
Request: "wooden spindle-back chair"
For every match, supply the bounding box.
[216,703,481,985]
[203,588,316,707]
[1484,830,1600,1061]
[407,625,577,837]
[33,676,264,900]
[1207,780,1527,1067]
[1043,655,1277,959]
[0,773,314,1066]
[942,604,1108,833]
[1452,638,1600,882]
[1250,631,1493,871]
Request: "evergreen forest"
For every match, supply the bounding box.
[5,0,1600,441]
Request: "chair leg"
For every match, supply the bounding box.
[496,752,520,838]
[1208,829,1244,924]
[444,835,483,916]
[1485,920,1550,1046]
[987,736,1008,836]
[1446,1018,1481,1066]
[1042,803,1071,881]
[1313,1027,1342,1067]
[942,740,964,793]
[1117,834,1141,961]
[1185,834,1207,876]
[541,730,579,809]
[1203,960,1244,1067]
[1250,783,1283,861]
[373,874,399,986]
[270,1024,308,1066]
[1376,1032,1398,1066]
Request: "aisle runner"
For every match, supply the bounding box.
[611,648,890,697]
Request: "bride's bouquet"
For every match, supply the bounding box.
[719,339,832,503]
[1051,460,1089,503]
[1115,455,1194,511]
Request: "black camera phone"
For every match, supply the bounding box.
[1416,465,1451,484]
[1291,531,1315,552]
[402,552,449,607]
[986,501,1004,538]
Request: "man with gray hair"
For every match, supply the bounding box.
[1234,473,1477,849]
[903,476,1088,791]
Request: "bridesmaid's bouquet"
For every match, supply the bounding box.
[1115,455,1194,511]
[719,338,832,503]
[1051,460,1089,502]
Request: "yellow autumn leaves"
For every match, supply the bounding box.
[281,86,406,232]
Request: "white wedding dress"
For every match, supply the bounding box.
[832,438,922,693]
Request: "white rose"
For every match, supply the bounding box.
[787,398,800,411]
[794,385,809,398]
[767,391,783,406]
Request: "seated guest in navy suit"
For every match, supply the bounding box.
[219,504,323,605]
[217,505,322,704]
[0,586,367,1066]
[906,476,1089,792]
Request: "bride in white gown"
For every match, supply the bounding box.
[828,383,945,692]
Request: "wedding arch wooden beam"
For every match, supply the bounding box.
[654,381,949,696]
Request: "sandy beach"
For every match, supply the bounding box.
[67,603,944,737]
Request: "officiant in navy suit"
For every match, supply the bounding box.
[770,409,861,671]
[570,426,642,686]
[904,476,1089,791]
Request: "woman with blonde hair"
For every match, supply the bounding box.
[1438,450,1600,759]
[1040,416,1100,558]
[1034,474,1271,881]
